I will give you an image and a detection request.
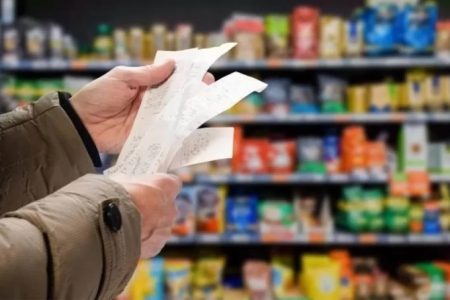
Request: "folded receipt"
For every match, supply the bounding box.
[105,43,267,178]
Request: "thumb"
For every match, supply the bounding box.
[111,59,175,87]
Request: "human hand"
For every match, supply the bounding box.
[113,173,181,258]
[71,61,215,154]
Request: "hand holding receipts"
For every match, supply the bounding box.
[105,43,267,178]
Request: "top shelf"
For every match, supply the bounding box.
[2,57,450,72]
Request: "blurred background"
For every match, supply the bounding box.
[2,0,450,299]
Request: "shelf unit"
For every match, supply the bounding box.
[2,56,450,72]
[3,56,450,248]
[167,233,450,246]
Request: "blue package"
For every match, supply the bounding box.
[398,2,437,55]
[146,257,165,300]
[363,3,398,56]
[290,84,318,114]
[226,196,258,235]
[323,133,340,163]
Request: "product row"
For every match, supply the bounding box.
[2,0,450,62]
[118,252,450,300]
[236,72,450,115]
[180,124,448,181]
[5,71,450,115]
[171,183,450,239]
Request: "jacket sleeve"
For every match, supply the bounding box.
[0,174,141,299]
[0,92,94,214]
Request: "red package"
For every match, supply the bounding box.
[232,126,244,173]
[270,140,296,174]
[291,6,320,59]
[238,139,272,174]
[341,126,367,172]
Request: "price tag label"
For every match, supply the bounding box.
[358,234,377,244]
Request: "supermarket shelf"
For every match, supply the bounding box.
[167,233,450,245]
[2,57,450,72]
[194,173,450,184]
[208,113,450,125]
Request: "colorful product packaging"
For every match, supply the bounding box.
[318,75,347,113]
[424,75,444,111]
[263,78,290,116]
[270,140,296,174]
[291,6,320,59]
[341,126,367,175]
[290,84,317,113]
[347,85,368,113]
[226,195,259,236]
[196,186,226,234]
[272,256,297,298]
[428,143,450,174]
[238,139,272,174]
[259,200,296,241]
[405,71,427,111]
[320,16,343,59]
[363,3,398,56]
[243,260,272,300]
[323,132,340,174]
[121,258,165,300]
[230,14,265,60]
[368,83,392,112]
[300,255,340,300]
[398,2,437,55]
[172,187,197,237]
[264,14,290,58]
[192,257,225,300]
[344,15,364,57]
[329,250,354,300]
[436,21,450,58]
[297,138,326,174]
[397,123,428,173]
[175,24,193,51]
[165,259,192,300]
[415,263,446,300]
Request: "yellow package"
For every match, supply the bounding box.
[300,255,340,300]
[424,75,444,111]
[441,76,450,108]
[368,83,391,112]
[320,16,343,59]
[165,259,192,300]
[406,71,427,111]
[272,256,296,298]
[347,85,368,113]
[193,257,225,300]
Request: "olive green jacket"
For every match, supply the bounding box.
[0,93,141,299]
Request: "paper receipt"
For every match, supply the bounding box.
[105,43,267,178]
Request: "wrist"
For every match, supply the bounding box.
[58,92,102,167]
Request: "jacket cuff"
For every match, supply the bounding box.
[4,174,141,299]
[58,91,102,168]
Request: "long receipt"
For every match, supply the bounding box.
[105,43,267,178]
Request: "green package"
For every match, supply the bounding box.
[416,263,446,300]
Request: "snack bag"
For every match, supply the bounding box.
[270,140,296,174]
[165,259,192,300]
[196,186,226,234]
[291,6,320,59]
[436,21,450,58]
[320,16,343,59]
[424,75,444,111]
[226,195,258,235]
[243,260,272,300]
[365,141,387,178]
[347,85,368,113]
[323,132,340,174]
[318,75,347,113]
[265,14,290,58]
[290,84,317,113]
[363,3,398,55]
[193,257,226,300]
[300,255,340,300]
[263,79,290,116]
[329,251,354,300]
[406,71,426,111]
[231,14,265,60]
[173,187,197,237]
[232,126,244,173]
[272,256,296,298]
[239,139,272,174]
[122,259,165,300]
[341,126,367,174]
[297,138,326,174]
[398,2,437,55]
[344,15,364,57]
[259,200,296,241]
[368,83,391,112]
